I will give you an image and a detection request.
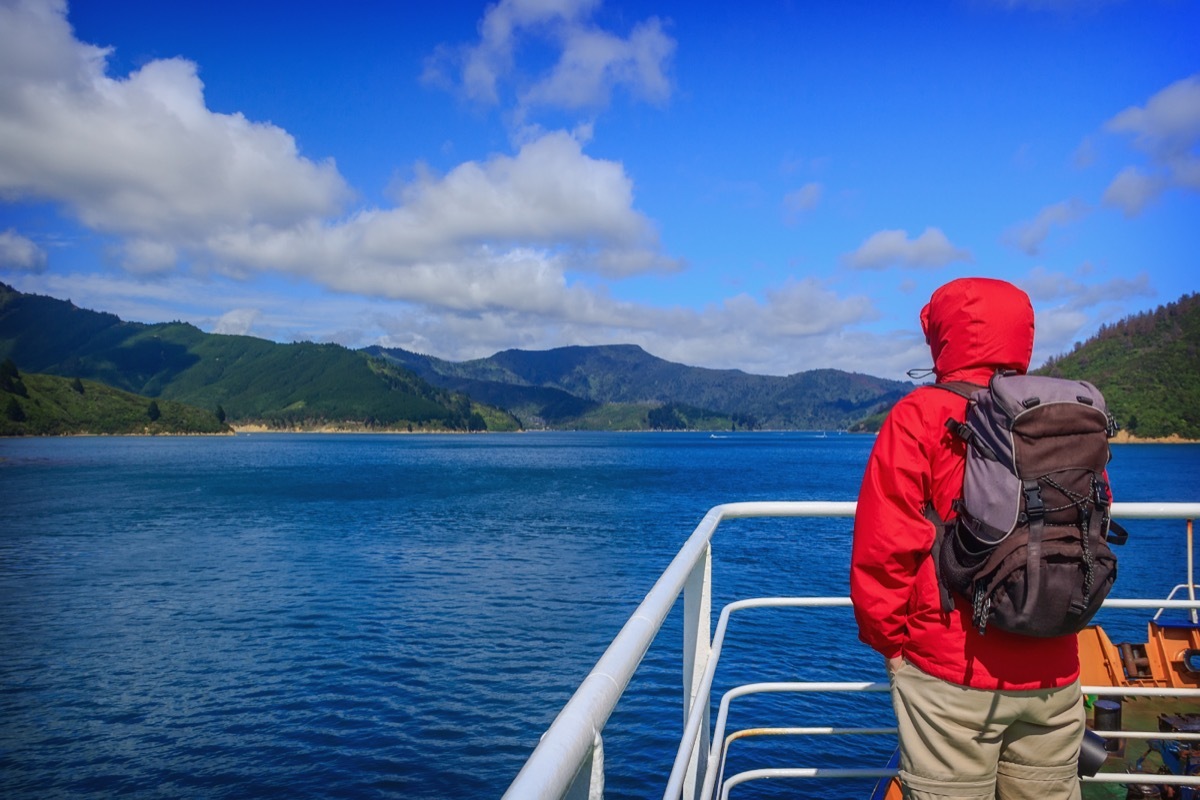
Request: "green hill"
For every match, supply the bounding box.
[1,362,230,436]
[0,283,520,432]
[1036,292,1200,440]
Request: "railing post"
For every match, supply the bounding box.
[1188,519,1197,623]
[563,730,604,800]
[683,541,712,800]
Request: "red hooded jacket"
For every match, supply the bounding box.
[850,277,1080,690]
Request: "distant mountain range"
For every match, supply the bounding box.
[2,282,1196,437]
[0,282,908,432]
[365,344,910,430]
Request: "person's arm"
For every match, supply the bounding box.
[850,398,936,659]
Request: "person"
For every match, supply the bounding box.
[850,277,1085,800]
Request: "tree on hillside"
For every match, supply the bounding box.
[648,404,686,430]
[5,396,25,422]
[147,400,161,421]
[1,359,27,397]
[216,404,226,423]
[72,377,85,394]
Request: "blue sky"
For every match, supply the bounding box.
[0,0,1196,381]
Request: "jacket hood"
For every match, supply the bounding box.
[920,277,1034,381]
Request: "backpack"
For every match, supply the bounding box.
[928,370,1128,637]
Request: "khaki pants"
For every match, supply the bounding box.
[890,661,1084,800]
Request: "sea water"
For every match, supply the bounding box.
[0,433,1196,799]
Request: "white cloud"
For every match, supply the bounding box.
[368,276,885,377]
[1072,136,1097,168]
[423,0,675,117]
[1107,74,1200,157]
[426,0,600,105]
[364,274,894,377]
[1174,155,1200,191]
[1003,198,1088,255]
[391,132,663,266]
[782,183,823,225]
[754,278,877,337]
[200,131,679,314]
[0,0,349,249]
[1102,166,1167,218]
[1032,306,1091,360]
[1022,265,1145,305]
[519,18,675,112]
[213,308,261,336]
[0,229,48,271]
[1102,73,1200,216]
[842,227,973,270]
[121,239,179,274]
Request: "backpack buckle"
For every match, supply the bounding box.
[945,418,999,461]
[1023,481,1044,519]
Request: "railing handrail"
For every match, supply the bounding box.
[503,501,1200,800]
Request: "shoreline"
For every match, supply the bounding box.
[1109,431,1197,445]
[229,424,497,435]
[225,425,1196,443]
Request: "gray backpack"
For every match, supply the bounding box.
[929,370,1128,637]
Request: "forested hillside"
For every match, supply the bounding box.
[1,361,229,436]
[1036,292,1199,439]
[0,283,520,432]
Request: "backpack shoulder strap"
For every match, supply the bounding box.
[932,381,999,461]
[926,381,985,400]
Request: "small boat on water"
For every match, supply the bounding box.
[503,501,1200,800]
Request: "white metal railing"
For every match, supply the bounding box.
[502,502,1200,800]
[701,598,1200,800]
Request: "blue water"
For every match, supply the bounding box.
[0,433,1196,799]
